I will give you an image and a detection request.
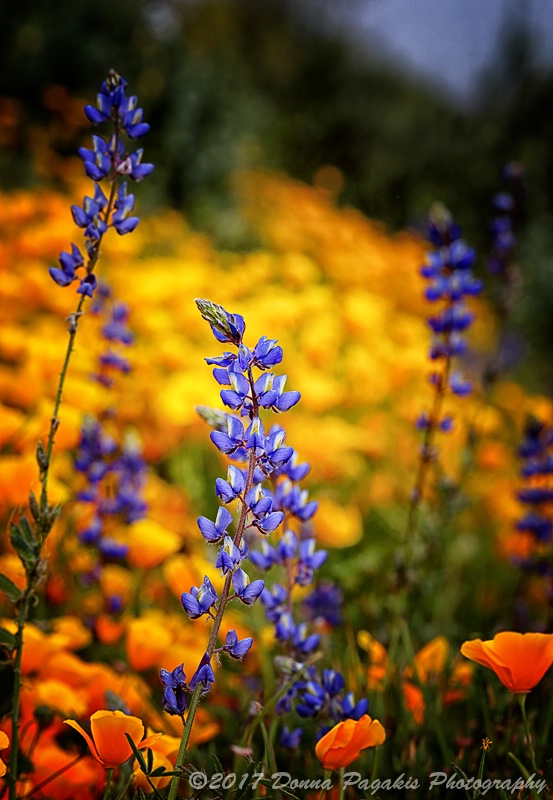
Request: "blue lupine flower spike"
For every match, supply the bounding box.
[49,70,152,299]
[406,203,482,539]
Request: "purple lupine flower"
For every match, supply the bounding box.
[215,536,248,575]
[291,622,320,655]
[188,654,216,694]
[181,576,219,619]
[111,183,140,235]
[295,681,326,718]
[71,186,109,243]
[276,529,298,561]
[249,539,278,571]
[303,582,343,627]
[222,629,253,660]
[321,670,346,698]
[98,537,129,560]
[274,480,318,522]
[220,370,251,411]
[101,302,133,344]
[296,538,327,586]
[232,568,264,605]
[260,583,288,622]
[245,417,265,450]
[216,465,246,503]
[340,692,369,720]
[245,484,273,519]
[252,336,283,369]
[281,726,303,749]
[210,415,246,456]
[160,664,187,716]
[78,135,112,181]
[197,506,233,543]
[49,244,85,287]
[260,427,294,472]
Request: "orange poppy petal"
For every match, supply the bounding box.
[460,639,512,687]
[64,719,103,765]
[137,732,163,751]
[492,632,553,692]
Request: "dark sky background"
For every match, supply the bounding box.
[318,0,553,103]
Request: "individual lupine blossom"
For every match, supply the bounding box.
[513,416,553,577]
[161,300,302,709]
[49,70,152,297]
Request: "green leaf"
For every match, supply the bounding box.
[10,519,37,563]
[124,732,147,773]
[0,573,22,603]
[29,491,40,522]
[147,746,154,773]
[0,628,16,649]
[209,753,224,776]
[149,766,168,777]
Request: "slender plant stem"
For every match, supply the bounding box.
[39,294,86,511]
[517,693,538,774]
[405,351,452,543]
[338,767,345,800]
[7,591,34,800]
[102,768,114,800]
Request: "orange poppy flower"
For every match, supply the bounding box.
[315,714,386,771]
[460,631,553,693]
[64,710,162,769]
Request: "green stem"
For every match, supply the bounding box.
[517,693,538,774]
[102,768,114,800]
[318,770,332,800]
[370,745,380,785]
[7,591,35,800]
[405,256,459,550]
[477,740,488,783]
[338,767,345,800]
[38,293,86,511]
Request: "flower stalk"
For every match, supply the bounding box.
[4,71,151,799]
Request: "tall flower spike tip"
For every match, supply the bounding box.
[49,71,153,298]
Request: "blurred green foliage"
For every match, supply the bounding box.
[2,0,553,384]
